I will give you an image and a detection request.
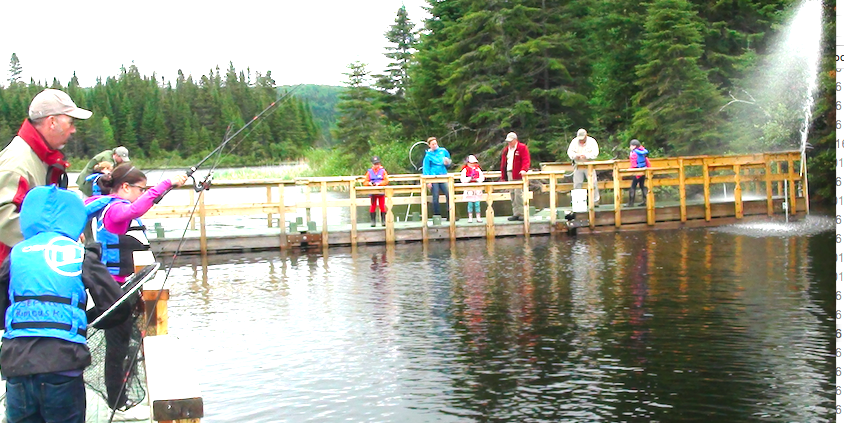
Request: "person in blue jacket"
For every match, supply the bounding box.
[627,139,651,207]
[0,185,130,423]
[422,136,452,219]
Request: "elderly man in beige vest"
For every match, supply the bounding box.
[567,128,600,204]
[0,89,92,262]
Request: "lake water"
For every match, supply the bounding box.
[162,217,835,422]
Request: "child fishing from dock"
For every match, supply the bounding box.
[628,139,651,207]
[460,155,485,223]
[363,156,389,227]
[85,161,113,196]
[84,163,187,412]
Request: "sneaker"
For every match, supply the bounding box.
[638,202,646,206]
[111,405,150,421]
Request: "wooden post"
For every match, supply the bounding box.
[485,185,495,240]
[788,160,796,215]
[678,159,687,223]
[646,168,655,226]
[612,164,621,228]
[549,174,557,231]
[142,289,169,336]
[349,180,358,247]
[522,176,530,236]
[765,162,773,216]
[278,183,287,249]
[733,164,743,219]
[420,181,429,240]
[266,186,273,228]
[448,176,456,241]
[189,190,196,231]
[320,181,328,247]
[587,163,595,228]
[198,191,207,256]
[385,187,395,244]
[703,162,711,222]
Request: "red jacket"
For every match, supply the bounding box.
[500,142,530,181]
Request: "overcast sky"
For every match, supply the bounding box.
[1,0,430,88]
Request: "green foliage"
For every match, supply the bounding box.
[0,64,320,169]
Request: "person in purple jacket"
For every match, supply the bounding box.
[83,163,187,411]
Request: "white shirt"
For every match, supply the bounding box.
[567,136,599,163]
[506,146,516,171]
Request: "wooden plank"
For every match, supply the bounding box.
[349,181,357,247]
[198,192,207,256]
[678,159,687,222]
[448,177,456,241]
[549,175,557,231]
[144,335,204,422]
[587,163,595,228]
[765,164,773,216]
[734,164,743,219]
[485,185,495,240]
[321,181,328,247]
[613,164,621,227]
[703,163,711,221]
[646,168,655,226]
[266,186,272,228]
[385,187,395,244]
[788,160,796,215]
[420,183,429,240]
[277,184,287,249]
[522,177,530,236]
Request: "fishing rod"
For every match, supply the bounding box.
[154,84,303,203]
[106,85,303,423]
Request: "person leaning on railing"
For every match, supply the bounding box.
[567,128,600,204]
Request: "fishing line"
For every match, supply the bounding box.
[106,84,302,423]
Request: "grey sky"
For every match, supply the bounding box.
[1,0,429,88]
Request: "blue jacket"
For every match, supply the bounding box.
[4,186,88,345]
[423,148,451,176]
[630,147,650,169]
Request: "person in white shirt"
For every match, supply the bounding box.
[567,128,600,204]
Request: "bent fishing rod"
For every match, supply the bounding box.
[106,85,302,423]
[154,84,303,203]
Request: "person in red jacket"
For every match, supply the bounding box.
[499,132,531,221]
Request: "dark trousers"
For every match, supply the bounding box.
[105,316,132,409]
[6,373,86,423]
[431,182,449,216]
[630,176,647,203]
[369,194,386,213]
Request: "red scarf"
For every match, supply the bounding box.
[17,119,69,169]
[17,119,69,185]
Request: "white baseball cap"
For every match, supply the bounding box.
[505,132,518,142]
[576,128,588,141]
[29,89,92,120]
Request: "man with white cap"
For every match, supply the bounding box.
[0,89,92,262]
[499,132,531,221]
[76,145,131,197]
[567,128,600,204]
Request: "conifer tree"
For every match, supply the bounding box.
[333,62,382,162]
[8,54,22,86]
[632,0,724,155]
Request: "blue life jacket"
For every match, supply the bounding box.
[85,173,104,196]
[632,147,649,169]
[86,196,150,276]
[367,168,386,185]
[4,186,88,344]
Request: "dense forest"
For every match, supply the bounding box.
[328,0,834,201]
[0,61,319,168]
[0,0,835,201]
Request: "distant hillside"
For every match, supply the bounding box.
[283,84,343,147]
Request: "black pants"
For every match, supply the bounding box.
[105,315,132,409]
[630,176,646,203]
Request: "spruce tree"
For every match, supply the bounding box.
[333,62,382,163]
[632,0,724,155]
[8,54,22,86]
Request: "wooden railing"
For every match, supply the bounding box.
[142,151,806,250]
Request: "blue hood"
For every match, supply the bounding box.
[20,186,86,240]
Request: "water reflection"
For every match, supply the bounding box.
[166,223,834,422]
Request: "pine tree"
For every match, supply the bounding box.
[333,62,382,161]
[632,0,724,155]
[8,54,22,86]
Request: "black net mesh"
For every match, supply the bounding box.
[84,301,146,411]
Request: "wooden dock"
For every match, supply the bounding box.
[143,151,808,255]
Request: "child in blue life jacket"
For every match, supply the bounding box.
[0,185,130,423]
[85,161,113,196]
[364,156,390,227]
[459,155,485,223]
[628,139,651,207]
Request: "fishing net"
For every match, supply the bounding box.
[84,296,146,411]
